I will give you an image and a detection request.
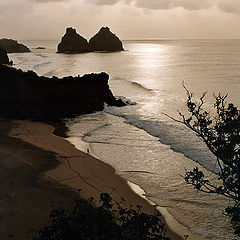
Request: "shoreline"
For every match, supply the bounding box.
[8,119,206,240]
[66,123,208,240]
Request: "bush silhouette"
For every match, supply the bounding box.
[34,193,170,240]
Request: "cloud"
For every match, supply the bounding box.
[86,0,240,13]
[86,0,119,5]
[29,0,240,14]
[134,0,214,11]
[86,0,212,9]
[174,0,213,10]
[1,0,240,40]
[32,0,72,2]
[217,0,240,14]
[134,0,172,10]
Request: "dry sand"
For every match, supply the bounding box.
[1,119,206,240]
[0,120,76,240]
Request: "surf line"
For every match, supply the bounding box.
[127,181,206,240]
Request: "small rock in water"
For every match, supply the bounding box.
[36,47,45,49]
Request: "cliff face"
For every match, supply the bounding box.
[89,27,124,52]
[0,65,125,120]
[57,28,90,53]
[0,39,30,53]
[57,27,124,53]
[0,47,11,65]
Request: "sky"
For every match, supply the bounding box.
[0,0,240,40]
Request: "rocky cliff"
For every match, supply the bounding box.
[0,39,30,53]
[89,27,124,52]
[0,47,11,65]
[0,65,125,120]
[57,28,90,53]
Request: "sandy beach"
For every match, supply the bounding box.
[0,120,76,240]
[0,118,207,240]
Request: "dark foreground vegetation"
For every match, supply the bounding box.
[34,193,170,240]
[175,85,240,236]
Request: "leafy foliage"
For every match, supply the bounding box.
[34,193,170,240]
[178,85,240,235]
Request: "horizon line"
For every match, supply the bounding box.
[16,37,240,41]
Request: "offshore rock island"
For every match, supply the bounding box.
[89,27,124,52]
[57,27,124,53]
[0,38,30,53]
[57,27,90,53]
[0,65,125,120]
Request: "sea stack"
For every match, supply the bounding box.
[89,27,124,52]
[57,27,90,53]
[0,47,12,65]
[0,39,30,53]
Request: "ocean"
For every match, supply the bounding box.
[10,39,240,239]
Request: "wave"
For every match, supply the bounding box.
[129,119,219,173]
[43,70,57,77]
[35,53,48,58]
[114,96,137,106]
[33,61,51,70]
[105,107,218,173]
[83,124,110,137]
[82,140,156,148]
[122,170,157,175]
[130,81,153,92]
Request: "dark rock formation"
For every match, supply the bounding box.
[0,47,11,65]
[0,39,30,53]
[0,65,125,120]
[89,27,124,52]
[57,27,90,53]
[36,47,45,49]
[57,27,124,54]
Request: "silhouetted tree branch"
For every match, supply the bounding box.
[171,84,240,235]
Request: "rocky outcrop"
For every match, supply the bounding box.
[0,47,11,65]
[36,47,45,50]
[0,39,30,53]
[0,65,125,120]
[57,27,124,53]
[57,28,90,53]
[89,27,124,52]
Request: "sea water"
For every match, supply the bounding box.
[11,39,240,239]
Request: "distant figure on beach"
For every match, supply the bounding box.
[87,148,90,154]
